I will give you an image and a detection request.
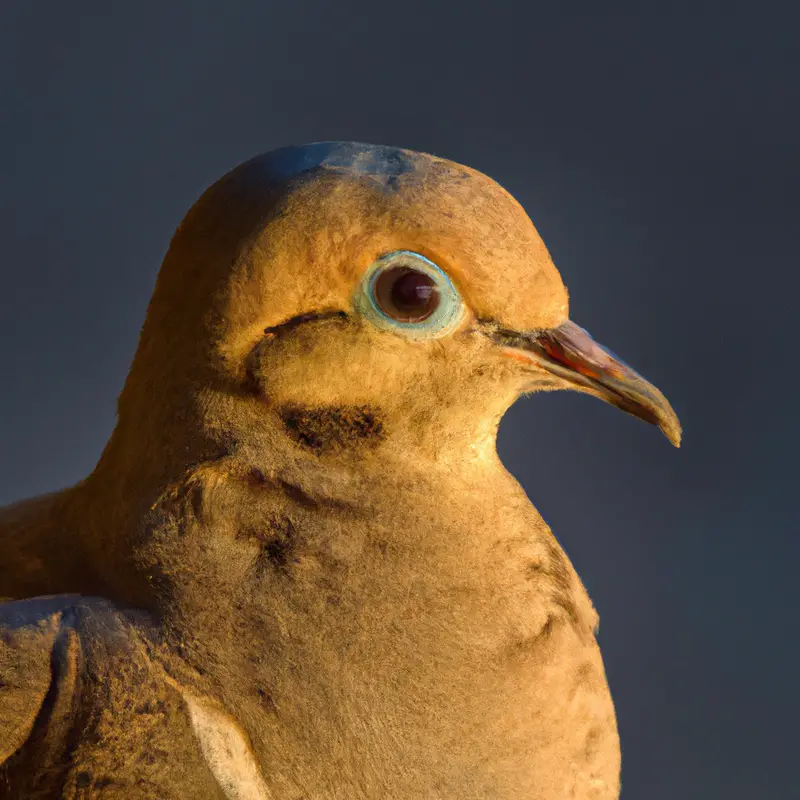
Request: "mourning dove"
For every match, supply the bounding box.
[0,142,680,799]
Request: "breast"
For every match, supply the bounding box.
[164,462,620,798]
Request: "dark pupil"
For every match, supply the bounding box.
[374,267,440,322]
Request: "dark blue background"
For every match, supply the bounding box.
[1,3,796,796]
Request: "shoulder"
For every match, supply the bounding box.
[0,595,132,765]
[0,596,228,798]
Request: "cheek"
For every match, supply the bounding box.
[247,328,427,407]
[432,334,524,395]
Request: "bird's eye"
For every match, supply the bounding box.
[355,251,465,339]
[373,267,438,322]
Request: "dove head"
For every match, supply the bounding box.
[106,142,679,492]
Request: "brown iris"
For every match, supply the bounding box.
[372,267,440,323]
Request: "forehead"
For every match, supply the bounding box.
[253,144,565,320]
[183,143,569,356]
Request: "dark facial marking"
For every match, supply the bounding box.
[75,773,92,789]
[246,468,267,487]
[256,687,277,712]
[262,309,348,338]
[251,518,297,573]
[277,479,354,512]
[281,406,384,454]
[526,535,582,628]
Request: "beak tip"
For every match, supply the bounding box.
[660,417,682,448]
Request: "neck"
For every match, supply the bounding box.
[0,490,94,599]
[74,379,518,609]
[120,412,600,800]
[67,394,606,799]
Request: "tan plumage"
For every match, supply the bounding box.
[0,142,679,798]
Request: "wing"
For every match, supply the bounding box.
[0,596,82,797]
[0,603,61,763]
[0,596,231,799]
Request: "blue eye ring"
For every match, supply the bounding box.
[355,250,466,340]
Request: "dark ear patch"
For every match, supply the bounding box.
[280,406,384,453]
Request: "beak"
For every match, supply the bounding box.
[490,319,681,447]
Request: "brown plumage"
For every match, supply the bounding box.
[0,142,680,798]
